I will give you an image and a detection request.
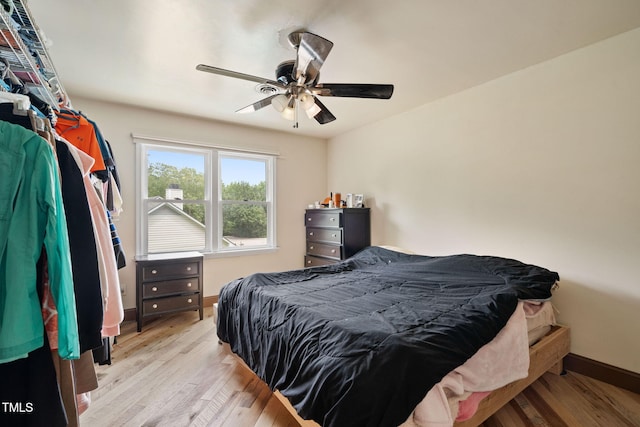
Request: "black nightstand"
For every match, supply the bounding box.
[135,252,203,332]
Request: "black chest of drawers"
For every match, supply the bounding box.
[135,252,204,332]
[304,208,370,267]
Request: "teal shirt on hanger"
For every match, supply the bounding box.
[0,120,80,363]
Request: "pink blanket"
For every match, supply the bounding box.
[401,301,531,426]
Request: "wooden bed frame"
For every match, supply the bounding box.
[269,325,571,427]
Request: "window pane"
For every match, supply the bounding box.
[221,157,266,201]
[147,200,206,253]
[138,141,275,256]
[147,149,205,200]
[222,203,267,248]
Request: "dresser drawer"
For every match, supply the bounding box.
[306,242,342,260]
[305,255,337,267]
[136,252,204,331]
[303,208,370,269]
[306,227,342,243]
[142,277,200,298]
[142,261,200,281]
[142,294,200,317]
[305,211,342,227]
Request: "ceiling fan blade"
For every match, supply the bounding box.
[311,97,336,124]
[314,83,394,99]
[196,64,286,88]
[295,32,333,84]
[235,94,280,114]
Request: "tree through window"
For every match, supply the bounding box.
[137,141,275,255]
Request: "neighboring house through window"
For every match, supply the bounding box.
[135,136,276,256]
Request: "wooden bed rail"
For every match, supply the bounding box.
[455,325,570,426]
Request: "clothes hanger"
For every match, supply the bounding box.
[0,57,30,115]
[0,91,31,115]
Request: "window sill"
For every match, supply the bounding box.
[202,246,279,259]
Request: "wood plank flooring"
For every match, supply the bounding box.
[80,307,640,427]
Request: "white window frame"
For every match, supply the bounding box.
[216,151,275,253]
[135,136,277,257]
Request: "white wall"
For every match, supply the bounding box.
[327,28,640,373]
[69,97,327,309]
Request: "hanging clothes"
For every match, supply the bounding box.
[40,249,85,427]
[0,329,68,427]
[81,113,113,169]
[108,210,126,270]
[1,245,71,427]
[58,139,124,337]
[105,139,123,217]
[55,111,126,368]
[54,110,107,175]
[90,176,125,338]
[0,119,79,363]
[55,139,104,352]
[55,108,126,269]
[0,3,124,422]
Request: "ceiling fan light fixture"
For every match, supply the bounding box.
[271,94,289,112]
[299,93,321,118]
[196,30,394,127]
[304,102,321,118]
[281,97,297,121]
[281,105,295,121]
[299,93,314,109]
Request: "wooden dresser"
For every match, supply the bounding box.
[304,208,370,267]
[135,251,204,332]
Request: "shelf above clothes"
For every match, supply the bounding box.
[0,0,68,109]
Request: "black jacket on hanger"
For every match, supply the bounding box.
[56,140,105,353]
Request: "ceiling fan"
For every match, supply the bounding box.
[196,30,394,128]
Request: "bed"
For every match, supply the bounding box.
[216,246,569,426]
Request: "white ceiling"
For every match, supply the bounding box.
[27,0,640,139]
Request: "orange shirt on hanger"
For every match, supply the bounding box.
[55,114,106,172]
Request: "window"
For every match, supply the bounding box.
[136,139,275,256]
[220,154,273,250]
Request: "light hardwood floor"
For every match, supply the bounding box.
[80,307,640,427]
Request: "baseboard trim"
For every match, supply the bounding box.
[123,307,136,322]
[565,353,640,394]
[203,295,218,308]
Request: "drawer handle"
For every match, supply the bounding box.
[151,286,158,292]
[331,249,336,253]
[309,232,314,236]
[187,282,192,287]
[307,260,312,264]
[152,304,158,309]
[151,269,157,275]
[186,266,192,271]
[309,246,314,250]
[329,217,335,221]
[187,298,193,303]
[308,217,312,221]
[332,233,337,238]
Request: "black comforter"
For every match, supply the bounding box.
[217,246,559,426]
